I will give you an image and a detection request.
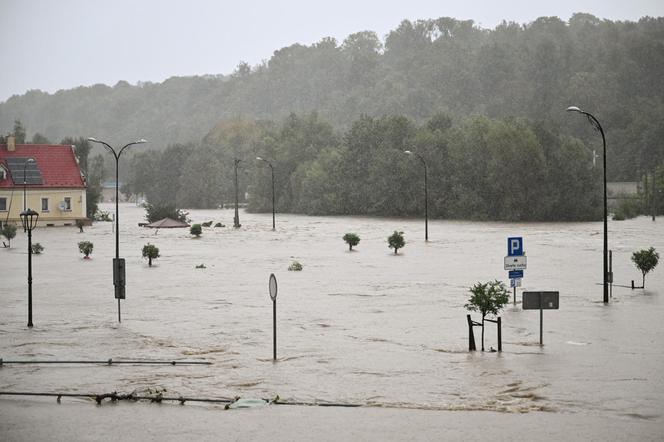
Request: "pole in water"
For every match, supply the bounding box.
[513,286,516,304]
[118,299,121,323]
[539,292,543,346]
[268,273,278,361]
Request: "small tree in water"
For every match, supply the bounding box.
[142,243,160,267]
[190,224,202,237]
[78,241,94,259]
[2,223,17,247]
[465,280,509,351]
[388,231,405,254]
[343,233,360,251]
[631,247,659,288]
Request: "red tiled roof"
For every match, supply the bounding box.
[0,144,85,188]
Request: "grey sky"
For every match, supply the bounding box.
[1,0,663,102]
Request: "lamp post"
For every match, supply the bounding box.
[233,158,242,228]
[88,137,147,321]
[256,157,275,230]
[20,208,39,327]
[404,150,428,241]
[566,106,609,304]
[22,158,35,224]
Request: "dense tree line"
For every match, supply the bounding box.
[122,112,603,221]
[1,14,663,182]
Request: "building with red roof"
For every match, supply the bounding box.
[1,136,87,226]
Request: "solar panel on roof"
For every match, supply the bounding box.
[6,157,43,185]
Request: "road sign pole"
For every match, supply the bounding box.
[513,286,516,304]
[273,299,277,361]
[539,292,543,345]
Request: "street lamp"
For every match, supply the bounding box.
[233,158,242,228]
[404,150,428,241]
[22,158,35,224]
[256,157,275,230]
[566,106,609,304]
[20,208,39,327]
[88,137,147,321]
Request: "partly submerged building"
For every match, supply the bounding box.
[0,136,86,227]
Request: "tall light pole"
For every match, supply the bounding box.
[22,158,35,218]
[20,208,39,327]
[566,106,609,303]
[88,137,147,321]
[233,158,242,228]
[404,150,428,241]
[256,157,275,230]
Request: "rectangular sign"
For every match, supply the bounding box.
[522,291,559,310]
[510,278,522,288]
[507,237,523,256]
[508,270,524,279]
[504,255,527,270]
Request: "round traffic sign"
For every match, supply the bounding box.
[269,273,277,301]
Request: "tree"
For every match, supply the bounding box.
[388,231,405,254]
[2,224,17,247]
[631,247,659,288]
[465,280,509,351]
[31,243,44,254]
[13,120,26,144]
[142,243,160,266]
[190,224,202,237]
[343,233,360,251]
[144,203,189,224]
[78,241,94,258]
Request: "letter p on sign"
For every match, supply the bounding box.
[508,237,523,256]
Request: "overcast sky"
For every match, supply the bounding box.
[1,0,663,102]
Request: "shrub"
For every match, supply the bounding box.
[612,198,642,220]
[388,231,405,254]
[288,261,303,271]
[94,209,112,222]
[631,247,659,288]
[214,222,225,227]
[78,241,94,258]
[201,221,213,227]
[190,224,202,237]
[2,223,17,248]
[343,233,360,251]
[32,243,44,254]
[142,243,160,266]
[144,202,189,224]
[465,280,509,351]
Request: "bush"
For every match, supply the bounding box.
[612,198,642,220]
[214,222,225,227]
[288,261,303,271]
[2,223,17,248]
[32,243,44,254]
[388,231,405,254]
[78,241,94,258]
[190,224,202,237]
[144,202,189,223]
[343,233,360,251]
[142,243,160,266]
[94,210,112,221]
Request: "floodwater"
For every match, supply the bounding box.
[1,203,663,424]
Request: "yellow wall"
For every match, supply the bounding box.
[0,188,86,226]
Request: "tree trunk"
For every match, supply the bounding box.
[349,244,352,251]
[394,248,398,254]
[149,257,152,267]
[481,316,485,351]
[643,272,646,288]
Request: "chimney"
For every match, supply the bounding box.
[7,135,15,151]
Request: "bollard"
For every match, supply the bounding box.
[467,314,476,351]
[631,280,634,290]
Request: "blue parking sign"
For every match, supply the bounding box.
[507,237,523,256]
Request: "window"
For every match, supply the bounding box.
[0,197,6,211]
[42,198,49,212]
[64,197,71,210]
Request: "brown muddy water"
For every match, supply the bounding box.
[1,203,663,423]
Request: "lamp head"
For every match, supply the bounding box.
[256,156,263,161]
[20,208,39,231]
[87,137,98,142]
[404,150,413,155]
[566,106,583,113]
[135,139,147,144]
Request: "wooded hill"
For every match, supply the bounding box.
[1,13,663,181]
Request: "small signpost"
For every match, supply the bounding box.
[522,291,559,345]
[269,273,278,361]
[505,237,525,303]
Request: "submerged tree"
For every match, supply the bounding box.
[388,231,405,254]
[2,224,17,248]
[78,241,94,258]
[631,247,659,288]
[142,243,160,267]
[465,280,509,351]
[343,233,360,251]
[190,224,202,237]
